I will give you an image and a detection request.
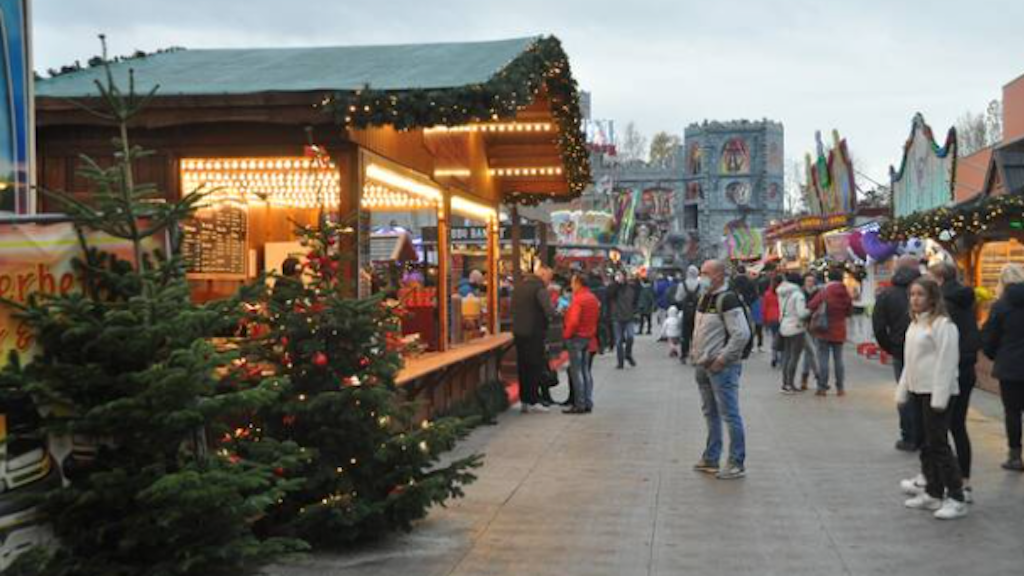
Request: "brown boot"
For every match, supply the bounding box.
[800,374,809,391]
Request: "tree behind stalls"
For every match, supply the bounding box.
[618,121,649,164]
[253,216,481,547]
[0,38,306,576]
[957,99,1003,157]
[649,132,682,167]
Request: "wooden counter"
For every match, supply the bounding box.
[396,332,513,386]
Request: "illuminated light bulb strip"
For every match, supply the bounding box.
[433,168,472,178]
[424,122,554,135]
[180,156,341,210]
[365,163,442,203]
[488,167,564,178]
[360,184,436,211]
[451,195,498,222]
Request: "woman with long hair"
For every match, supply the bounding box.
[982,263,1024,471]
[897,278,967,520]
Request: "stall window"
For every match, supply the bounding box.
[977,239,1024,322]
[448,195,498,346]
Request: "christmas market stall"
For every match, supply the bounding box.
[34,35,590,416]
[882,131,1024,391]
[765,131,857,270]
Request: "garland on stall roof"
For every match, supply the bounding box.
[323,36,591,206]
[879,194,1024,242]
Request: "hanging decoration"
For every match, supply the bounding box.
[324,36,591,205]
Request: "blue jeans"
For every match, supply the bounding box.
[612,320,636,366]
[817,340,845,391]
[568,337,594,410]
[696,363,746,466]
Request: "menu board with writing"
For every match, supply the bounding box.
[181,200,248,278]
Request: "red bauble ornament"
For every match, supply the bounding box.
[313,352,329,367]
[273,467,286,477]
[282,414,297,426]
[388,485,406,496]
[359,357,370,368]
[280,336,289,347]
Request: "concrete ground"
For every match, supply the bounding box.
[269,334,1024,576]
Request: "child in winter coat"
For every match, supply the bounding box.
[664,306,683,357]
[897,277,966,520]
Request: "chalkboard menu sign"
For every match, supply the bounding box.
[181,200,248,278]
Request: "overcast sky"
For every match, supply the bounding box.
[31,0,1024,187]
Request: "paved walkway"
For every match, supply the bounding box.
[270,334,1024,576]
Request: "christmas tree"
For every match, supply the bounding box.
[254,213,482,547]
[0,37,306,575]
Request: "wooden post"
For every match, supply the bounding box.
[487,216,499,334]
[437,195,450,352]
[340,148,361,298]
[510,203,522,284]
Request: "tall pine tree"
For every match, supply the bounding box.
[254,213,482,547]
[0,37,306,576]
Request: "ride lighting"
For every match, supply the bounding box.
[424,122,553,134]
[365,163,442,203]
[180,157,340,209]
[451,195,498,222]
[488,167,564,178]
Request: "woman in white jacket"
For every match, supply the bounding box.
[897,277,967,520]
[777,273,809,394]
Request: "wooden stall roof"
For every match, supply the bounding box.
[37,36,591,204]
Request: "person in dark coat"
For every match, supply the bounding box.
[512,265,556,413]
[637,278,656,335]
[607,271,639,369]
[873,255,923,451]
[926,261,981,496]
[981,263,1024,471]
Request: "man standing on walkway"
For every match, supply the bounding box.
[690,259,752,479]
[608,271,639,369]
[512,263,556,413]
[637,277,656,335]
[563,274,601,414]
[873,255,922,450]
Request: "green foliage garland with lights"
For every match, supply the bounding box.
[253,215,481,547]
[879,194,1024,242]
[326,35,591,205]
[0,38,306,576]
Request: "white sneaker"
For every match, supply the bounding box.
[530,404,550,413]
[900,474,926,495]
[934,498,968,520]
[904,493,942,510]
[518,403,530,414]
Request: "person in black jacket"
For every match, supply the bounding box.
[873,255,922,451]
[926,262,981,496]
[981,263,1024,471]
[512,265,556,413]
[607,272,640,369]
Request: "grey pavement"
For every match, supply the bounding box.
[269,334,1024,576]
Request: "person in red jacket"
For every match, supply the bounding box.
[563,274,601,414]
[808,268,854,396]
[762,275,782,368]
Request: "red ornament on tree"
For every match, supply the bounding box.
[274,467,286,477]
[313,352,329,367]
[280,336,289,347]
[359,357,370,368]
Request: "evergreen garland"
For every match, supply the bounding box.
[879,194,1024,242]
[325,36,591,205]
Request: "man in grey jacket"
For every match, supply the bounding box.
[690,259,752,480]
[607,272,639,369]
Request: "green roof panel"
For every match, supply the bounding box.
[37,36,539,97]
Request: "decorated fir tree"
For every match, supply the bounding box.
[254,215,481,547]
[0,37,306,576]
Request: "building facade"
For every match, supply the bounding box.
[682,119,785,262]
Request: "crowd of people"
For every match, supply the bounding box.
[510,256,1024,520]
